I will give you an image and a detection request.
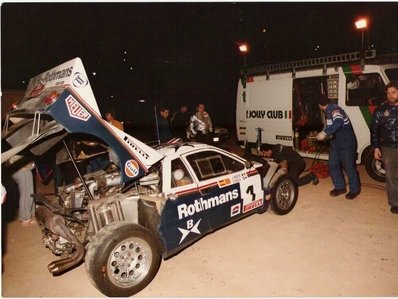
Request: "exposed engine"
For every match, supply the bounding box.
[34,162,165,274]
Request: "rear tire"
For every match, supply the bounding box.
[85,222,161,297]
[269,175,298,215]
[364,151,386,182]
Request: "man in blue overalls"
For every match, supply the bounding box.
[317,95,361,199]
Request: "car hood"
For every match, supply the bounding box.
[2,58,163,183]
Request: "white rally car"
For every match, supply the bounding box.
[2,58,298,297]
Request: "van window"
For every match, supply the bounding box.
[345,73,385,106]
[386,68,398,81]
[186,151,244,181]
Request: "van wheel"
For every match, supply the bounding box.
[85,222,161,297]
[364,151,386,182]
[269,175,298,215]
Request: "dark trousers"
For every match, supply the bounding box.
[382,146,398,207]
[328,146,360,193]
[195,132,213,145]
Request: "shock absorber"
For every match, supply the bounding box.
[255,127,264,155]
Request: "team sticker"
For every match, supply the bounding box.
[65,95,91,121]
[124,159,139,178]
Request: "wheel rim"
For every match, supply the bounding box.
[107,237,152,288]
[275,179,295,210]
[373,159,386,177]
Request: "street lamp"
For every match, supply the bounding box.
[239,43,249,88]
[239,43,249,67]
[355,18,368,50]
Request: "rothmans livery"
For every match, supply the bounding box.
[2,58,298,297]
[177,188,239,219]
[2,58,163,183]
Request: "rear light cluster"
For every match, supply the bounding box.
[42,90,60,106]
[11,101,19,110]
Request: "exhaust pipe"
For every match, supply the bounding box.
[35,206,85,275]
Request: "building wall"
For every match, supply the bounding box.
[1,89,25,120]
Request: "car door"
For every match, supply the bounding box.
[158,157,212,257]
[184,149,264,230]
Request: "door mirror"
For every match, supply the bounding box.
[244,160,252,169]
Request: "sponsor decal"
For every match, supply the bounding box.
[178,219,201,244]
[65,95,91,121]
[276,135,293,141]
[28,66,73,90]
[29,83,45,98]
[243,198,263,213]
[218,178,231,188]
[177,189,239,219]
[123,136,149,160]
[231,173,242,184]
[124,160,140,178]
[231,203,241,217]
[73,72,88,88]
[246,110,291,119]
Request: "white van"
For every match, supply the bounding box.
[236,50,398,181]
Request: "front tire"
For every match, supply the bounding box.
[364,151,386,182]
[85,222,161,297]
[270,175,298,215]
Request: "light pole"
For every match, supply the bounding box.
[355,18,368,50]
[239,43,249,88]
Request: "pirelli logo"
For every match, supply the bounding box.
[65,95,91,121]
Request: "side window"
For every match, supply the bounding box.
[171,158,193,188]
[386,68,398,81]
[346,73,385,106]
[187,151,244,181]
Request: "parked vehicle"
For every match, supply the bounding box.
[236,50,398,181]
[2,58,298,297]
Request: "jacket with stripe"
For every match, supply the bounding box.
[323,103,356,149]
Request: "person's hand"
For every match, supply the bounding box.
[316,131,327,141]
[374,148,382,160]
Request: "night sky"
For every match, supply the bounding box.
[2,2,398,128]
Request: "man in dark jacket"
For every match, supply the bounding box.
[371,81,398,214]
[171,104,190,140]
[317,96,361,199]
[260,143,318,186]
[157,107,172,143]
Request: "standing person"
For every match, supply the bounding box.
[171,104,190,140]
[188,102,213,144]
[371,81,398,214]
[9,156,35,224]
[157,107,172,143]
[105,112,124,131]
[259,143,319,186]
[317,95,361,199]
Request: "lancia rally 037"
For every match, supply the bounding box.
[1,58,299,297]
